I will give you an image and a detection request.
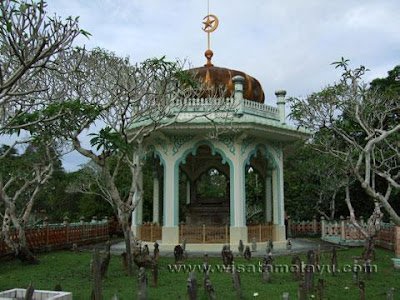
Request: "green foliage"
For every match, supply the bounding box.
[2,100,102,140]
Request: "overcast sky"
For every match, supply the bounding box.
[44,0,399,171]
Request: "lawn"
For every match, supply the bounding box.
[0,246,398,299]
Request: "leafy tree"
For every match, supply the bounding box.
[288,60,400,259]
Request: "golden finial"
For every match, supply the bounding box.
[202,13,219,67]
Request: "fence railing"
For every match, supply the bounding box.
[288,216,321,237]
[247,224,274,242]
[138,223,162,242]
[179,225,230,244]
[321,217,397,251]
[0,216,110,256]
[137,224,275,244]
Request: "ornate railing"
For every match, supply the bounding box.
[138,223,162,242]
[247,224,274,242]
[170,97,280,120]
[288,217,321,237]
[179,225,230,244]
[321,217,397,250]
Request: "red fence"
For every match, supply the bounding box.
[288,217,321,237]
[289,216,398,253]
[0,217,110,256]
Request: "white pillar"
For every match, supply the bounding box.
[186,180,191,205]
[230,155,248,246]
[272,169,279,225]
[152,171,160,224]
[131,170,143,236]
[272,166,286,243]
[162,159,179,244]
[275,90,287,124]
[265,172,272,223]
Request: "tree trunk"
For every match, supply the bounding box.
[121,221,133,276]
[2,213,39,264]
[362,237,375,261]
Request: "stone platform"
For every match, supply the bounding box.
[110,238,342,257]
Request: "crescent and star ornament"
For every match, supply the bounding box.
[202,14,219,33]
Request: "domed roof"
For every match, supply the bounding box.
[188,51,265,103]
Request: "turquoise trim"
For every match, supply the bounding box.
[153,150,166,226]
[243,143,282,225]
[174,140,235,226]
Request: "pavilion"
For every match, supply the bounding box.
[130,14,309,250]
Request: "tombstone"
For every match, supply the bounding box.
[174,245,184,265]
[353,259,359,285]
[203,269,211,292]
[317,278,324,300]
[203,253,210,273]
[182,238,187,251]
[137,267,147,300]
[72,243,79,254]
[262,254,273,283]
[111,295,119,300]
[315,244,321,267]
[53,284,62,291]
[286,239,292,251]
[232,269,243,299]
[143,244,150,256]
[182,238,188,259]
[282,292,290,300]
[100,240,111,279]
[153,242,160,263]
[244,246,252,261]
[363,259,371,280]
[266,240,273,253]
[386,288,394,300]
[187,272,197,300]
[91,249,102,300]
[121,252,129,275]
[331,247,338,276]
[359,281,365,300]
[25,283,34,300]
[238,240,244,256]
[205,277,216,300]
[298,281,307,300]
[152,263,158,288]
[291,256,302,281]
[222,245,234,270]
[305,250,315,292]
[251,237,257,252]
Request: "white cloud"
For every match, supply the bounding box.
[31,0,400,169]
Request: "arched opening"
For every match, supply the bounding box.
[179,144,231,226]
[245,166,265,224]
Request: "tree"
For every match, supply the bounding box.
[0,142,55,263]
[0,0,85,263]
[63,48,229,275]
[289,60,400,259]
[0,0,84,133]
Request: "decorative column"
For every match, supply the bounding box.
[232,75,244,116]
[152,170,160,224]
[275,90,287,125]
[131,170,143,237]
[162,159,179,244]
[230,152,248,246]
[265,171,272,223]
[271,166,286,244]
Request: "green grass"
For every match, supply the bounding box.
[0,247,398,299]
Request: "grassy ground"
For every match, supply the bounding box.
[0,247,398,299]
